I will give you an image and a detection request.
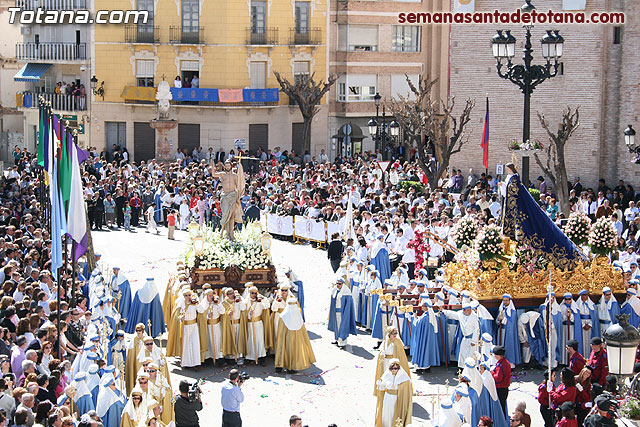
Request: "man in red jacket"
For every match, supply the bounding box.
[491,345,511,417]
[567,339,586,375]
[588,337,609,385]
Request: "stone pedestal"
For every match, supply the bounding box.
[149,119,178,162]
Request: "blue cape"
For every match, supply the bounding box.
[327,293,357,340]
[410,312,441,368]
[478,384,508,427]
[124,293,166,337]
[502,173,586,268]
[371,301,392,340]
[293,280,305,321]
[371,248,391,285]
[496,308,521,365]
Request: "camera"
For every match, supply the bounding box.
[187,379,204,402]
[238,371,250,382]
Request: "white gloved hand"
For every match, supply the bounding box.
[547,380,553,390]
[576,383,584,392]
[585,402,593,408]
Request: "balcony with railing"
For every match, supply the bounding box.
[121,85,280,106]
[16,42,87,61]
[125,25,160,44]
[246,27,278,45]
[289,28,321,45]
[15,0,85,10]
[17,92,87,111]
[169,26,204,44]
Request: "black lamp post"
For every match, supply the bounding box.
[368,93,400,161]
[625,124,638,159]
[90,75,104,100]
[603,314,640,377]
[492,0,564,186]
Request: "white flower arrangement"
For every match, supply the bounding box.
[454,247,481,270]
[588,217,617,257]
[563,212,591,246]
[474,224,504,261]
[452,216,479,249]
[184,224,273,270]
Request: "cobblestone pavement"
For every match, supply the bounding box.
[93,226,544,426]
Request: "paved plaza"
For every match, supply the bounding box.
[93,226,544,426]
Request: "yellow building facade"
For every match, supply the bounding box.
[91,0,328,161]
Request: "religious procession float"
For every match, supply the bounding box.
[184,223,277,290]
[412,169,624,308]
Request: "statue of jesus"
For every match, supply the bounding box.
[213,159,245,240]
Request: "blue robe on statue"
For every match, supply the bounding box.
[502,173,586,267]
[371,301,392,340]
[496,303,521,365]
[125,278,166,337]
[410,308,441,369]
[327,288,357,341]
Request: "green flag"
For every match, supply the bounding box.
[59,122,72,208]
[37,105,45,167]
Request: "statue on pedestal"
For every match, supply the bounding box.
[156,80,172,120]
[212,160,245,240]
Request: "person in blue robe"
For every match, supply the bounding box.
[518,311,546,368]
[327,278,357,348]
[154,186,163,224]
[411,296,440,373]
[462,358,483,427]
[351,261,365,324]
[124,278,166,337]
[286,268,305,322]
[108,330,127,367]
[539,291,563,368]
[371,297,393,345]
[496,294,521,367]
[370,234,391,285]
[598,286,621,331]
[559,293,582,365]
[72,372,96,415]
[576,289,601,357]
[96,376,125,427]
[364,266,381,330]
[86,364,101,406]
[478,361,509,427]
[621,287,640,328]
[472,299,494,337]
[111,267,132,321]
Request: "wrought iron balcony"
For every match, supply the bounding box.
[289,27,321,45]
[16,42,87,61]
[246,27,278,45]
[17,92,87,111]
[125,25,160,43]
[169,26,204,44]
[14,0,85,10]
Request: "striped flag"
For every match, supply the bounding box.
[481,96,489,170]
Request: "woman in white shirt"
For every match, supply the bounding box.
[174,76,182,88]
[38,341,54,375]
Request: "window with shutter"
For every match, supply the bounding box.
[136,59,154,87]
[250,62,266,89]
[348,25,378,51]
[181,60,200,71]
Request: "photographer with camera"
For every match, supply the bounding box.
[221,369,245,427]
[174,380,203,427]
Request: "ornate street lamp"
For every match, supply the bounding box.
[491,0,563,185]
[368,118,378,136]
[625,124,637,150]
[90,75,104,100]
[603,314,640,376]
[389,120,400,137]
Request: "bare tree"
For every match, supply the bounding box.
[274,71,337,154]
[533,106,580,215]
[387,74,475,186]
